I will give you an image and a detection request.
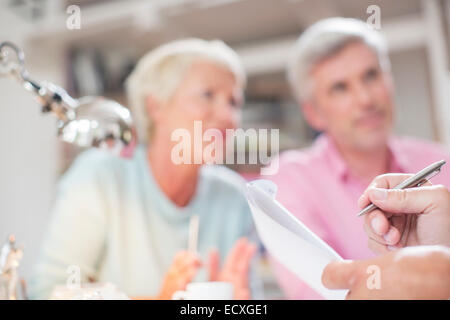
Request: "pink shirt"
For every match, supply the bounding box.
[265,134,450,299]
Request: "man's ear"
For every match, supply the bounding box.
[301,100,326,131]
[146,95,163,125]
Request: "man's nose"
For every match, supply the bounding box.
[352,83,372,109]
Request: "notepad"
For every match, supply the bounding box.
[246,179,347,300]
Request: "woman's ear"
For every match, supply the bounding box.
[302,101,326,131]
[146,95,163,125]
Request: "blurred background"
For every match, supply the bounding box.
[1,0,449,298]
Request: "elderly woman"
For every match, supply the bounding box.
[30,39,258,300]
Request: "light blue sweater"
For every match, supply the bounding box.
[29,145,257,299]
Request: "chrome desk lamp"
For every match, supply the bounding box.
[0,42,135,299]
[0,41,134,154]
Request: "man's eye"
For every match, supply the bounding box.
[364,68,379,82]
[331,82,347,93]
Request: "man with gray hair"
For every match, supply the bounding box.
[266,18,450,299]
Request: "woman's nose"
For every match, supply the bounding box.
[213,98,236,125]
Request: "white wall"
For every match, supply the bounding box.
[0,9,62,286]
[391,47,436,141]
[422,0,450,145]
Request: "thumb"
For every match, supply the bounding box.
[367,186,445,216]
[208,248,220,281]
[322,260,359,290]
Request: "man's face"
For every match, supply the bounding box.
[307,41,394,151]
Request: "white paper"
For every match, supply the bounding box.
[246,179,347,300]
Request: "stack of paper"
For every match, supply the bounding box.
[246,180,347,300]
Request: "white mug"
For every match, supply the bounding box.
[172,281,234,300]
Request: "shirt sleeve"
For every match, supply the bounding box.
[29,152,109,299]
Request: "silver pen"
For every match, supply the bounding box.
[357,159,446,217]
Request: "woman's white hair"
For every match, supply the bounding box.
[287,17,391,102]
[125,38,246,144]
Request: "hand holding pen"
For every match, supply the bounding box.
[357,161,450,254]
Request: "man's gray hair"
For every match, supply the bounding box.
[125,38,246,144]
[287,17,391,102]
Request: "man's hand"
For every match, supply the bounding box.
[322,246,450,299]
[208,237,257,300]
[157,251,202,300]
[358,173,450,253]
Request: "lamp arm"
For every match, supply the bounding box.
[0,41,78,123]
[0,41,135,154]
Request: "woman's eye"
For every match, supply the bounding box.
[229,97,238,107]
[202,90,214,99]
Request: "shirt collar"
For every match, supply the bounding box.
[317,134,409,182]
[135,144,200,223]
[316,134,349,181]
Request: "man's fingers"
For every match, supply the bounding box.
[369,174,415,190]
[358,173,433,209]
[363,215,386,246]
[365,210,390,236]
[363,209,405,248]
[381,225,401,246]
[322,260,360,290]
[358,174,415,208]
[389,215,406,245]
[363,211,401,246]
[367,185,448,216]
[367,237,390,254]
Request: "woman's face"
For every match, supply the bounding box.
[152,60,243,163]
